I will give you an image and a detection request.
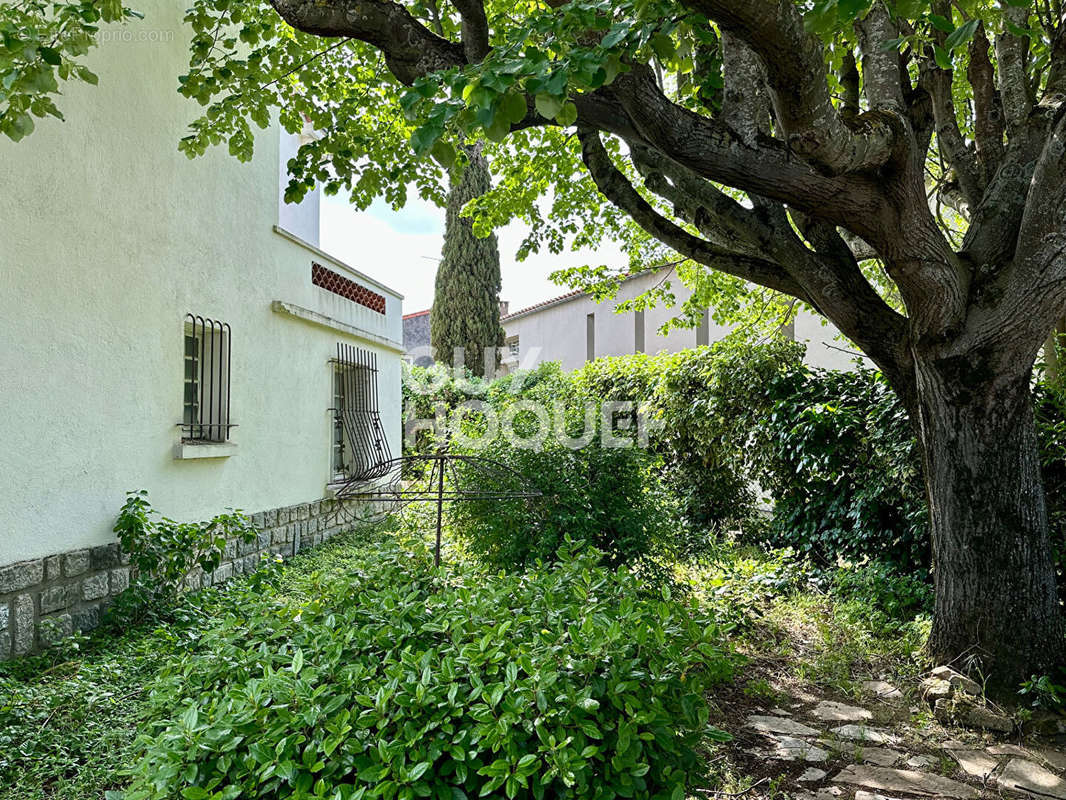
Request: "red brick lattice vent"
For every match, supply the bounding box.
[312,263,386,314]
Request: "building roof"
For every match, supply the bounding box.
[403,308,431,320]
[502,269,659,322]
[502,290,585,321]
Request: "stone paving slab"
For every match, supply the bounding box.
[947,749,999,780]
[762,735,830,763]
[988,744,1030,757]
[799,768,828,782]
[830,725,899,745]
[862,680,903,701]
[832,765,980,798]
[999,758,1066,799]
[746,714,821,737]
[858,747,905,767]
[1036,748,1066,772]
[811,701,874,722]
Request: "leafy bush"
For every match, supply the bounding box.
[828,561,934,624]
[449,362,676,576]
[647,338,802,540]
[451,436,674,574]
[125,538,734,800]
[743,367,929,573]
[112,490,256,617]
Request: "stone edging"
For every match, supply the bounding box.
[0,497,357,659]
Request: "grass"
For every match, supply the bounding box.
[0,528,934,800]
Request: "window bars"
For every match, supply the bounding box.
[332,343,392,482]
[180,314,234,442]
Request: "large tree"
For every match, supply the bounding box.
[431,145,505,378]
[6,0,1066,681]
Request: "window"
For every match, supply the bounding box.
[586,313,595,362]
[506,336,520,358]
[332,366,352,479]
[181,315,233,443]
[331,343,392,483]
[634,310,645,354]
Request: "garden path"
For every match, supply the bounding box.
[717,669,1066,799]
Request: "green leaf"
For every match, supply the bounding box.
[534,93,563,120]
[933,44,952,69]
[555,101,578,127]
[38,47,62,66]
[944,19,979,51]
[501,91,528,125]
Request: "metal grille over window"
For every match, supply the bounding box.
[180,314,234,442]
[332,343,392,482]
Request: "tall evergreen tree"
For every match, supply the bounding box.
[431,145,504,378]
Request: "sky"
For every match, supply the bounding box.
[318,190,626,315]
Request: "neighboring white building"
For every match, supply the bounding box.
[501,268,867,373]
[0,7,403,656]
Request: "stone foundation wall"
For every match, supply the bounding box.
[0,497,357,659]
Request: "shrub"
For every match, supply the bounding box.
[112,491,257,619]
[450,436,675,574]
[648,338,803,539]
[744,367,929,573]
[125,539,734,800]
[449,360,677,575]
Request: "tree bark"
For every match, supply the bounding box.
[915,351,1066,684]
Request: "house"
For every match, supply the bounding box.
[0,7,403,657]
[501,268,867,373]
[403,309,434,367]
[402,302,511,368]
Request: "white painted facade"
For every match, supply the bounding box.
[501,268,868,373]
[0,7,402,567]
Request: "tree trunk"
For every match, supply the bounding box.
[915,353,1066,685]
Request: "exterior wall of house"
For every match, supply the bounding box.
[403,311,434,366]
[0,7,402,655]
[502,269,868,373]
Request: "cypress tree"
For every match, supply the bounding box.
[431,145,504,378]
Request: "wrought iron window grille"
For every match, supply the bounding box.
[330,343,392,482]
[179,314,235,443]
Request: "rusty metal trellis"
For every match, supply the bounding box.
[327,343,542,564]
[330,450,543,566]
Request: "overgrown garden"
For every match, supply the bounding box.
[7,338,1065,798]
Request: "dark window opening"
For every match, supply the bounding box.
[180,314,234,443]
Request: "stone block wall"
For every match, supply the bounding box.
[0,497,359,659]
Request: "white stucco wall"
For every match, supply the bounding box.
[503,268,870,373]
[0,7,402,566]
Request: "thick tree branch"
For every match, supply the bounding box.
[968,22,1005,185]
[450,0,490,62]
[577,128,810,302]
[996,4,1035,132]
[601,69,887,238]
[840,50,860,121]
[682,0,901,175]
[920,52,982,207]
[269,0,466,83]
[856,2,904,112]
[1046,19,1066,99]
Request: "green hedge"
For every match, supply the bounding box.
[125,539,734,800]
